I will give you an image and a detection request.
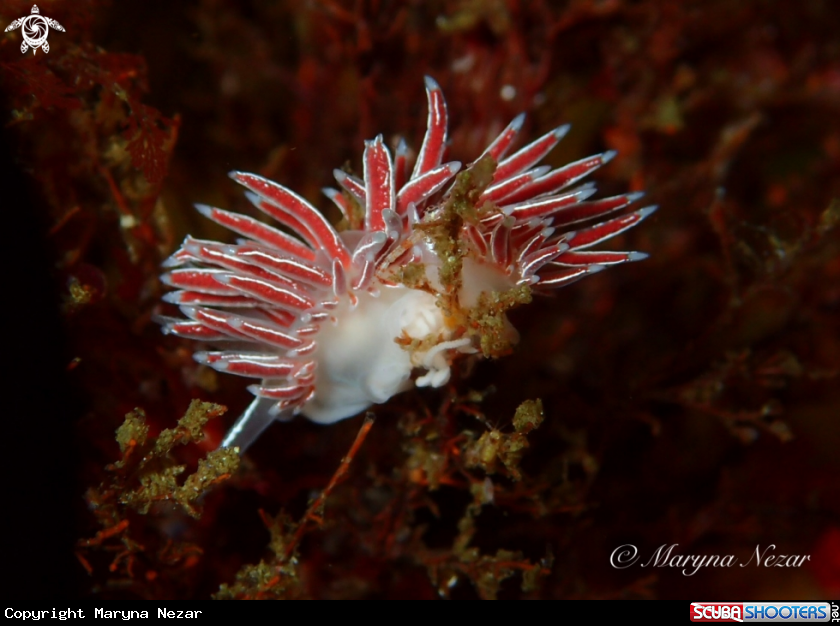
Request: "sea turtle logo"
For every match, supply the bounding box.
[4,5,65,55]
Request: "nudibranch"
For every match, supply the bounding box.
[158,77,654,452]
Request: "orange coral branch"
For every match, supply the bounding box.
[285,413,375,558]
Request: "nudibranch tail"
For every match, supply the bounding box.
[158,76,654,452]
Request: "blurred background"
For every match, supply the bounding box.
[2,0,839,600]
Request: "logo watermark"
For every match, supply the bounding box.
[4,5,65,55]
[690,602,835,622]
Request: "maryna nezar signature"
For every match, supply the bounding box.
[610,544,811,577]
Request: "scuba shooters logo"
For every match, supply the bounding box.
[4,5,65,55]
[690,602,836,622]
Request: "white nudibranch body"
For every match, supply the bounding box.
[158,77,655,452]
[303,283,462,424]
